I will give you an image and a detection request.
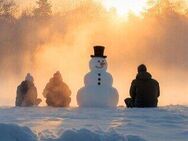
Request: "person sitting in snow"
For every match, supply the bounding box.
[124,64,160,108]
[16,73,42,107]
[43,71,71,107]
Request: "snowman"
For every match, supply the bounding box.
[77,46,119,107]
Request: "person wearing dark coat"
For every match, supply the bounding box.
[16,73,42,107]
[124,64,160,108]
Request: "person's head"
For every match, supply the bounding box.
[137,64,147,73]
[53,71,63,84]
[53,71,61,78]
[25,73,34,82]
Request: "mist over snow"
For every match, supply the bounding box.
[0,0,188,106]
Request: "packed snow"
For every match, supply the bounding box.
[77,55,119,107]
[0,106,188,141]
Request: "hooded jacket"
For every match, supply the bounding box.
[130,72,160,107]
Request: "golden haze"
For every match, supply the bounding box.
[0,0,188,106]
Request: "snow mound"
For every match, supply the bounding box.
[1,106,187,141]
[0,123,147,141]
[126,135,147,141]
[42,128,146,141]
[0,123,37,141]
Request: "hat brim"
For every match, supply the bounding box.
[91,55,107,58]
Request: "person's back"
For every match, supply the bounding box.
[21,81,38,106]
[43,71,71,107]
[132,72,159,107]
[16,73,42,107]
[125,64,160,108]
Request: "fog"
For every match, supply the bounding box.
[0,0,188,106]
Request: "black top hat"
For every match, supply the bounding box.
[91,46,107,58]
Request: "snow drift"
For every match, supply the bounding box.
[41,129,128,141]
[0,123,37,141]
[0,106,188,141]
[0,124,146,141]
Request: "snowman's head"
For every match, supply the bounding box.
[89,57,107,71]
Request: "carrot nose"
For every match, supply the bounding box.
[100,62,105,66]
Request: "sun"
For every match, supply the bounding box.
[102,0,148,17]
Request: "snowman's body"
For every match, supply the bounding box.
[77,57,119,107]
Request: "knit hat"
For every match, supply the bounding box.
[138,64,147,72]
[25,73,34,82]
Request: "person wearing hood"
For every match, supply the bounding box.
[125,64,160,108]
[16,73,42,107]
[43,71,71,107]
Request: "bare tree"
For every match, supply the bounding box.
[0,0,3,15]
[0,0,16,17]
[146,0,176,17]
[33,0,52,17]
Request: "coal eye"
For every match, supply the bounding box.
[98,60,100,62]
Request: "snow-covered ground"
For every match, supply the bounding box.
[0,106,188,141]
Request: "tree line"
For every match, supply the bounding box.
[1,0,188,20]
[0,0,188,76]
[0,0,51,20]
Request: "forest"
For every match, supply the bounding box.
[1,0,188,106]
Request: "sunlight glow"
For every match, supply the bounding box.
[102,0,148,17]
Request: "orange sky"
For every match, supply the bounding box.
[0,0,188,107]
